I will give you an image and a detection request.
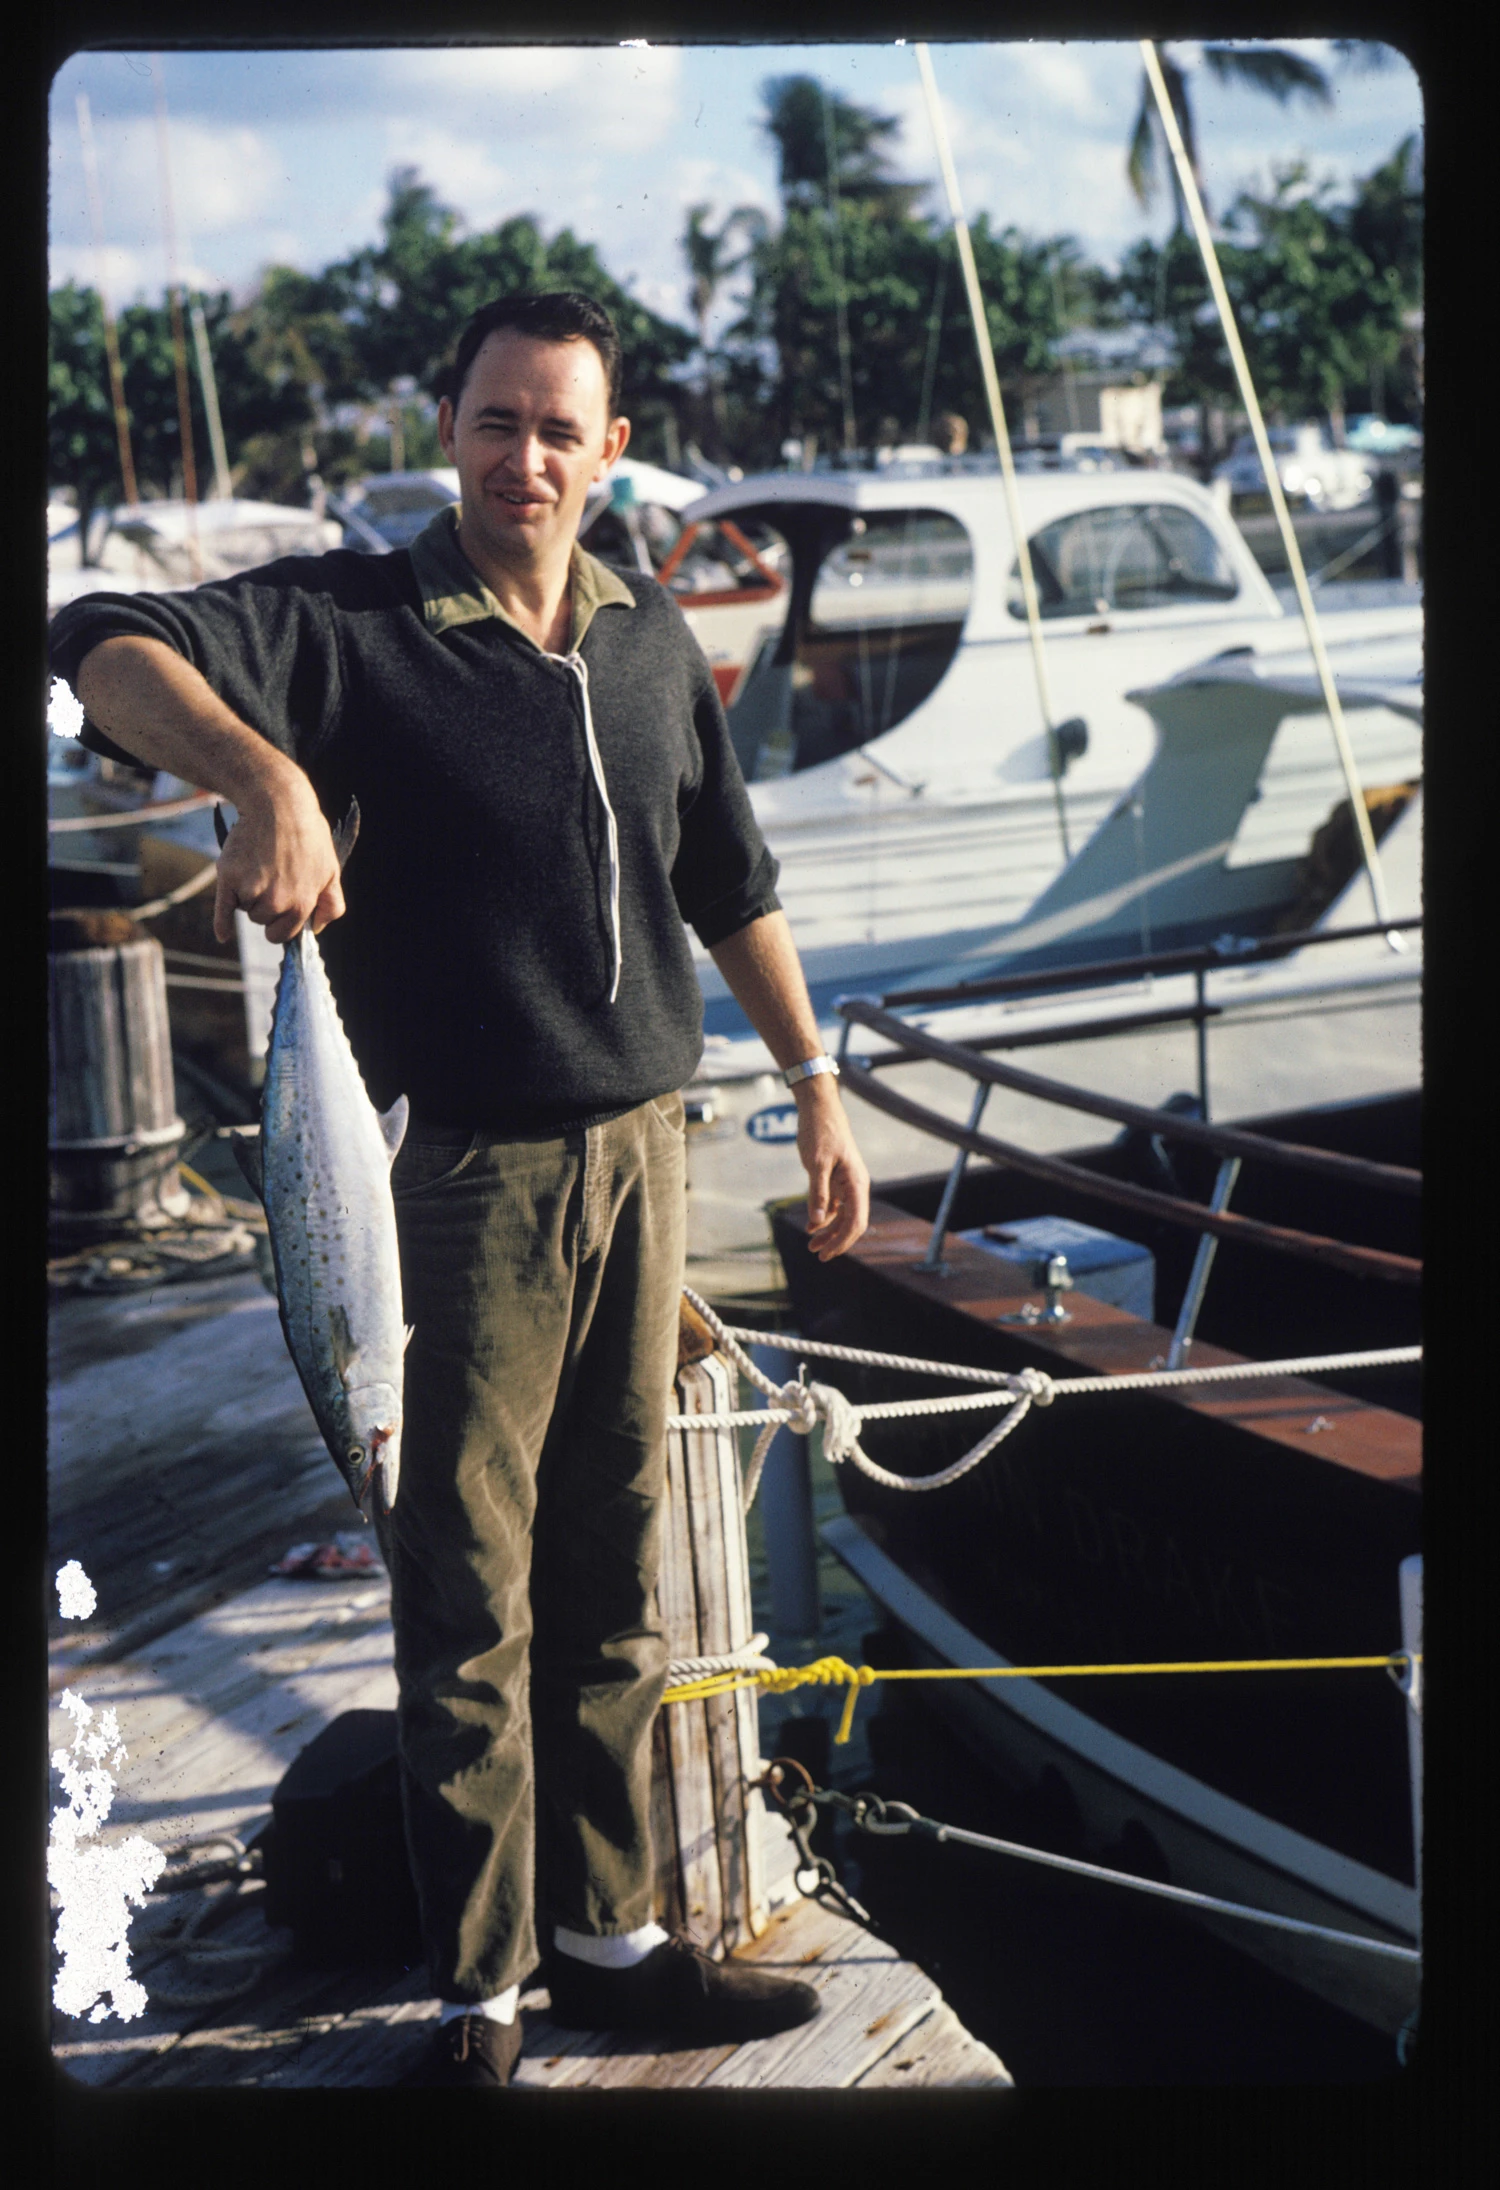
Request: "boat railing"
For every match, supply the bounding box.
[869,916,1423,1014]
[831,920,1421,1308]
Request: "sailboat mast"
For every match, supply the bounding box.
[150,55,202,581]
[74,93,139,508]
[1139,39,1397,939]
[914,43,1071,863]
[188,296,234,501]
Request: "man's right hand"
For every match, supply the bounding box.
[214,783,346,945]
[72,635,346,946]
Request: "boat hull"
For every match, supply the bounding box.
[769,1088,1421,2024]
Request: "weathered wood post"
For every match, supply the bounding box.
[48,909,187,1240]
[651,1317,769,1957]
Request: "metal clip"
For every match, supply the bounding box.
[1000,1253,1074,1326]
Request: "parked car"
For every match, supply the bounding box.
[1343,415,1423,457]
[330,468,463,552]
[1213,424,1373,513]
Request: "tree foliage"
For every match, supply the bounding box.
[1112,142,1422,429]
[49,73,1423,511]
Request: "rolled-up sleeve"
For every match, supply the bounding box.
[48,562,343,771]
[671,671,781,947]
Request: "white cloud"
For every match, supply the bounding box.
[1005,43,1109,125]
[366,41,682,153]
[383,123,515,228]
[47,241,152,305]
[49,110,287,279]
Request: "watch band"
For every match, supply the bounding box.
[782,1054,840,1088]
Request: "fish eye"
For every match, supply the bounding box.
[347,1445,363,1463]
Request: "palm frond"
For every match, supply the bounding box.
[1331,40,1397,73]
[1200,45,1333,106]
[1126,85,1158,207]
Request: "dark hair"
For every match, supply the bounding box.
[443,292,623,418]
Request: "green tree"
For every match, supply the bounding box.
[681,202,767,457]
[49,283,125,545]
[1112,139,1423,452]
[726,197,1071,464]
[759,73,924,220]
[1223,162,1414,435]
[304,169,695,463]
[51,279,321,522]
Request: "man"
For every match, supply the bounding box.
[50,292,870,2089]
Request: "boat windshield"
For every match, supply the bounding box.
[729,507,973,781]
[1008,502,1238,619]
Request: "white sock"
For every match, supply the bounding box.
[553,1921,670,1971]
[440,1986,519,2027]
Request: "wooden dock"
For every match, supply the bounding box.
[49,1272,1010,2094]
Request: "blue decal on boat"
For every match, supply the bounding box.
[746,1104,801,1144]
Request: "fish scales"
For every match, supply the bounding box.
[249,883,409,1518]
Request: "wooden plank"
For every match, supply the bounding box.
[647,1710,685,1936]
[514,2003,736,2091]
[710,1356,769,1942]
[697,1896,941,2090]
[686,1357,757,1957]
[854,2002,1013,2088]
[49,1277,366,1679]
[659,1366,724,1950]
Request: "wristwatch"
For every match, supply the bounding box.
[782,1054,840,1088]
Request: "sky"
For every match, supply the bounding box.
[47,40,1423,345]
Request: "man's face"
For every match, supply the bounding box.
[438,330,630,574]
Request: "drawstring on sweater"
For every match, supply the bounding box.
[563,652,622,1005]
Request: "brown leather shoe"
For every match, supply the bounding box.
[404,2010,524,2088]
[547,1935,821,2044]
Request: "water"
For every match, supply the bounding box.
[743,1427,1404,2086]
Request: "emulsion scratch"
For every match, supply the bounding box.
[49,1565,165,2024]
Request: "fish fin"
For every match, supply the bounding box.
[328,1302,363,1386]
[227,1126,263,1199]
[403,1325,416,1353]
[213,802,230,850]
[331,797,361,872]
[378,1094,409,1166]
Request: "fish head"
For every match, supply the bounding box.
[344,1384,402,1517]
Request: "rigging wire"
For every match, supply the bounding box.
[1138,38,1399,944]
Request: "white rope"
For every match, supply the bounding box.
[673,1290,1419,1498]
[665,1634,778,1686]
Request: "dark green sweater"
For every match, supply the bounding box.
[50,516,780,1130]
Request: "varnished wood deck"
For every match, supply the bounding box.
[50,1571,1009,2091]
[49,1273,1010,2093]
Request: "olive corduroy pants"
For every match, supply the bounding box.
[373,1093,687,2002]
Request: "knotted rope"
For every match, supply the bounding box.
[680,1287,1053,1507]
[672,1287,1419,1506]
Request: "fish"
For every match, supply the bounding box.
[217,799,409,1519]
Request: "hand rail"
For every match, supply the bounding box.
[864,999,1225,1067]
[838,1060,1421,1287]
[869,916,1422,1012]
[840,1000,1421,1198]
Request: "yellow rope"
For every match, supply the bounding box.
[661,1651,1421,1747]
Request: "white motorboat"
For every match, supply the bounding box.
[673,464,1420,1043]
[47,497,345,616]
[680,649,1421,1296]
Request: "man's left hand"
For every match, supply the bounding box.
[795,1078,870,1261]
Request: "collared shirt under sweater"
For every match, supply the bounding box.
[49,508,780,1132]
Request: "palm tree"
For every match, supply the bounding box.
[680,203,767,451]
[759,74,923,219]
[1127,42,1389,225]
